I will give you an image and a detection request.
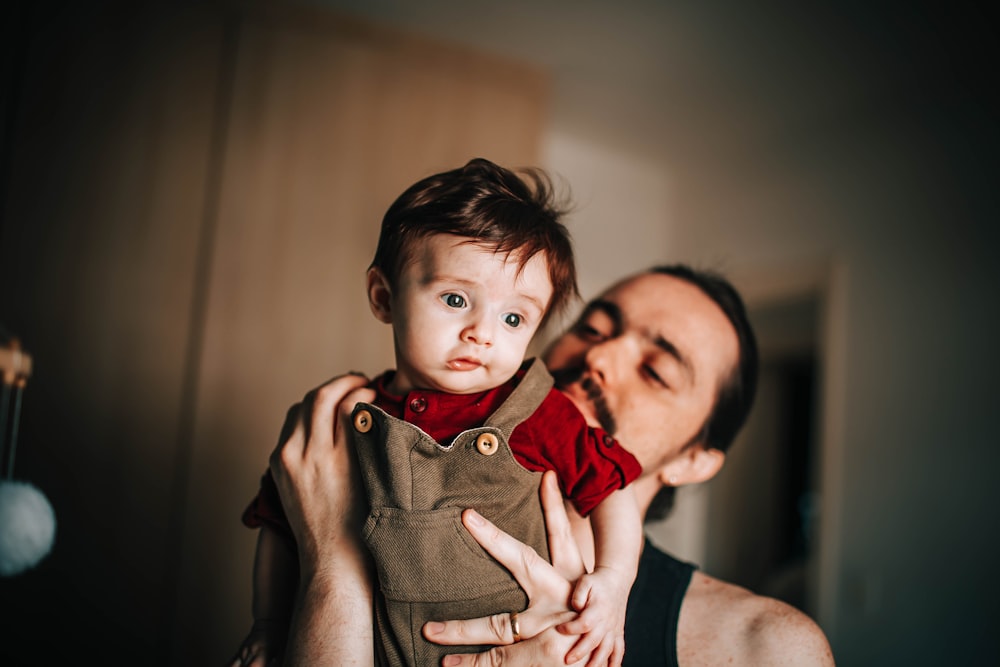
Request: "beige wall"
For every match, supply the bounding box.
[0,2,547,663]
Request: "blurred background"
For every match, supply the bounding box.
[1,0,997,664]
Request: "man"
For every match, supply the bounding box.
[265,265,835,666]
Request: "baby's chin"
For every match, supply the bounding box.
[427,369,508,395]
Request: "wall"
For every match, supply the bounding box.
[0,2,548,664]
[537,8,1000,663]
[545,94,1000,663]
[1,5,226,662]
[666,103,999,663]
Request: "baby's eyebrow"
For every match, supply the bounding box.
[517,291,548,313]
[426,273,475,285]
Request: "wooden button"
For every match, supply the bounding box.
[475,432,499,456]
[353,409,373,433]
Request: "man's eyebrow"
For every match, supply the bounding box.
[587,298,693,379]
[584,299,623,327]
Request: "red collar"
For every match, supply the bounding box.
[370,362,530,444]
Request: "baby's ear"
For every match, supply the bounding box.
[367,267,393,323]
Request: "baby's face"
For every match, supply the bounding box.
[385,234,553,395]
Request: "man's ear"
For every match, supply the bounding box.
[367,267,393,323]
[656,445,725,487]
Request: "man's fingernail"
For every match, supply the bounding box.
[465,510,484,526]
[425,621,444,635]
[442,656,461,666]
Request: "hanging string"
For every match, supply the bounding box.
[0,326,31,481]
[0,380,10,479]
[1,335,31,480]
[4,381,24,480]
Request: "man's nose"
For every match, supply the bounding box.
[584,335,635,383]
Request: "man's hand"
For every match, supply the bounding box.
[423,471,595,666]
[267,373,377,667]
[268,373,372,575]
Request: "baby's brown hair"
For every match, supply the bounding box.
[369,158,578,327]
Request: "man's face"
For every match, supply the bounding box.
[544,272,739,477]
[379,234,553,395]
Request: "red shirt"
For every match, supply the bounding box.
[243,361,641,535]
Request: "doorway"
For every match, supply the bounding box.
[702,293,822,616]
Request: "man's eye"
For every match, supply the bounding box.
[504,313,522,328]
[643,365,668,388]
[575,322,606,341]
[442,293,466,308]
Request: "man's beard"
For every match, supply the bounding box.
[550,366,618,436]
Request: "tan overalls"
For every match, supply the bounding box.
[351,358,553,667]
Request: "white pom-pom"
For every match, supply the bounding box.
[0,480,56,576]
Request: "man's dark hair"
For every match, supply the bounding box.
[370,157,579,327]
[645,264,759,521]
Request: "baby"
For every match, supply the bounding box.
[236,158,642,667]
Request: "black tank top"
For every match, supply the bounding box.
[623,538,696,667]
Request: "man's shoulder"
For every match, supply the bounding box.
[677,571,835,666]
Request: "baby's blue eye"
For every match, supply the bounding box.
[443,294,466,308]
[504,313,522,328]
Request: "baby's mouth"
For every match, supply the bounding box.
[447,358,482,371]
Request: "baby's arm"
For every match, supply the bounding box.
[561,485,642,667]
[230,524,298,667]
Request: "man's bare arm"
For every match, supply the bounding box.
[678,571,835,666]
